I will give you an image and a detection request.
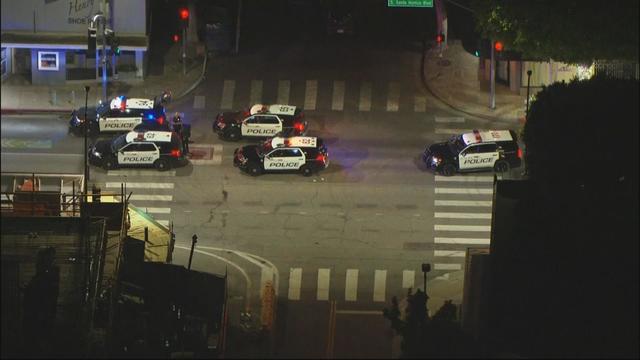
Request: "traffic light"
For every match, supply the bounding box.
[436,33,445,45]
[178,7,189,29]
[494,40,504,52]
[87,27,97,59]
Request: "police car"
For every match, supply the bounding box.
[423,129,522,176]
[213,104,307,141]
[233,135,329,176]
[69,95,169,136]
[88,130,188,171]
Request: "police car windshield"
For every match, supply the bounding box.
[448,135,467,153]
[111,134,127,152]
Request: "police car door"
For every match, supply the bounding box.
[264,148,305,171]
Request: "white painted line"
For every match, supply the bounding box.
[250,80,263,105]
[220,80,235,110]
[277,80,290,104]
[434,250,466,257]
[435,200,492,207]
[402,270,415,289]
[435,175,493,182]
[386,81,400,112]
[143,207,171,214]
[331,80,345,111]
[414,95,426,112]
[108,170,176,176]
[435,188,493,195]
[435,224,491,232]
[435,128,471,135]
[345,269,358,301]
[157,219,170,226]
[434,263,462,271]
[434,237,491,245]
[193,95,205,109]
[288,268,302,301]
[435,116,465,123]
[373,270,386,302]
[317,268,330,301]
[129,194,173,201]
[435,212,492,219]
[106,182,174,189]
[304,80,318,110]
[260,267,274,299]
[359,82,372,112]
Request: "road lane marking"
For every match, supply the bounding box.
[142,207,171,214]
[304,80,318,110]
[373,270,386,302]
[435,188,493,195]
[386,81,400,112]
[277,80,290,104]
[435,128,472,135]
[434,200,492,207]
[106,182,174,189]
[250,80,263,105]
[435,175,493,182]
[359,82,372,111]
[402,270,415,289]
[434,250,466,257]
[193,95,205,109]
[128,194,173,201]
[317,268,330,301]
[435,224,491,232]
[345,269,358,301]
[434,237,490,245]
[331,80,345,111]
[288,268,302,301]
[220,80,235,109]
[435,212,492,219]
[435,116,465,123]
[414,95,426,112]
[434,263,462,270]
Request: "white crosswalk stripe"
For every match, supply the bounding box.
[304,80,318,110]
[359,82,372,111]
[277,80,290,104]
[220,80,235,109]
[345,269,358,301]
[331,80,345,111]
[250,80,263,104]
[386,81,400,112]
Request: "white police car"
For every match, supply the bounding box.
[213,104,307,141]
[423,129,522,176]
[70,95,169,136]
[88,130,187,171]
[233,135,329,176]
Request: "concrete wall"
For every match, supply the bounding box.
[31,49,66,85]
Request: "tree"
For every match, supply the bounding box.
[469,0,639,63]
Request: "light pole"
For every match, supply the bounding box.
[525,70,533,118]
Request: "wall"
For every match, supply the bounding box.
[31,49,66,85]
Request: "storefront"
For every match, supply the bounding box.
[1,0,149,85]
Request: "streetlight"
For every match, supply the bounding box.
[525,70,533,118]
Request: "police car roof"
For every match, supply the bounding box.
[110,96,155,110]
[462,130,514,145]
[270,136,317,148]
[125,130,173,143]
[249,104,296,116]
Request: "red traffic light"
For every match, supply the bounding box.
[172,34,180,42]
[494,41,504,52]
[436,33,445,44]
[179,8,189,20]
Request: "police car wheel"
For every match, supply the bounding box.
[227,129,241,141]
[154,159,170,171]
[494,160,510,173]
[300,165,313,177]
[442,163,456,176]
[247,163,261,176]
[103,156,118,170]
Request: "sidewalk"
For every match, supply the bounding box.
[0,43,205,113]
[423,40,527,127]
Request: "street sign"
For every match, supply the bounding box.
[388,0,433,7]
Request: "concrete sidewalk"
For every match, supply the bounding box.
[423,40,527,127]
[1,43,205,113]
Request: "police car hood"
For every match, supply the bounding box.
[427,142,455,157]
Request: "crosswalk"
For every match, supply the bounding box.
[279,267,418,302]
[104,170,176,227]
[192,79,428,112]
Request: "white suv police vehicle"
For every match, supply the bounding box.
[423,129,522,176]
[88,130,187,171]
[233,135,329,176]
[70,96,169,136]
[213,104,307,141]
